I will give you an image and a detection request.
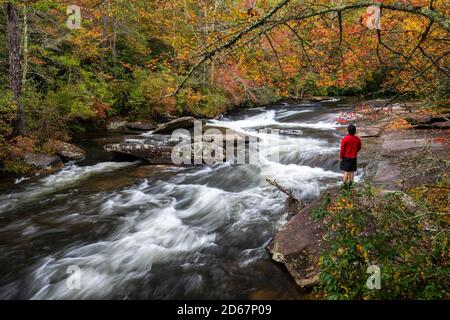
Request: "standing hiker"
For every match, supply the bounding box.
[340,124,361,189]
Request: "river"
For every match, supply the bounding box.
[0,98,360,299]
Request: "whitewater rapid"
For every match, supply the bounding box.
[0,100,359,299]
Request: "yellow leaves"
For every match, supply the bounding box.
[356,244,368,259]
[327,197,354,214]
[387,118,413,130]
[356,244,363,254]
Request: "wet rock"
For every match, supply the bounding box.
[107,120,127,130]
[279,129,304,136]
[267,191,338,288]
[126,121,157,131]
[22,153,63,170]
[104,143,174,164]
[51,140,86,161]
[152,116,196,134]
[105,141,227,165]
[174,141,225,164]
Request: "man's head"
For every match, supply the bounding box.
[347,124,356,136]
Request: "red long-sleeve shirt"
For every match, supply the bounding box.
[340,134,361,159]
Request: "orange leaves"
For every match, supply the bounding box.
[387,118,413,129]
[8,136,36,158]
[119,61,133,71]
[92,99,111,118]
[29,56,46,65]
[356,244,369,258]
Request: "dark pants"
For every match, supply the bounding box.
[340,157,357,172]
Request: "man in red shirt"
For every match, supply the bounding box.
[340,124,361,189]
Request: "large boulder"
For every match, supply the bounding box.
[104,141,226,165]
[267,190,338,288]
[152,117,196,134]
[51,140,86,161]
[22,153,63,170]
[104,143,174,164]
[126,121,157,131]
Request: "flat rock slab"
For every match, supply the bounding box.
[267,191,338,288]
[358,126,383,138]
[382,138,445,154]
[371,161,402,190]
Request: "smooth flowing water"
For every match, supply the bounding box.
[0,99,359,299]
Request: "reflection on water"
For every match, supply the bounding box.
[0,99,358,299]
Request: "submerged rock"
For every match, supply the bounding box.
[153,116,196,134]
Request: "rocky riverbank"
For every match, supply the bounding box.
[267,100,449,290]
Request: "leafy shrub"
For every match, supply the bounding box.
[315,185,449,300]
[3,159,31,174]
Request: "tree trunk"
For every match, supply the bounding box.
[5,2,24,136]
[111,18,118,59]
[21,6,28,86]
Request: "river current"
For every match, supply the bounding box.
[0,98,360,299]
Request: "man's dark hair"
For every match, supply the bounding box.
[347,124,356,135]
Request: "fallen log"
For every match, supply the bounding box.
[266,178,305,205]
